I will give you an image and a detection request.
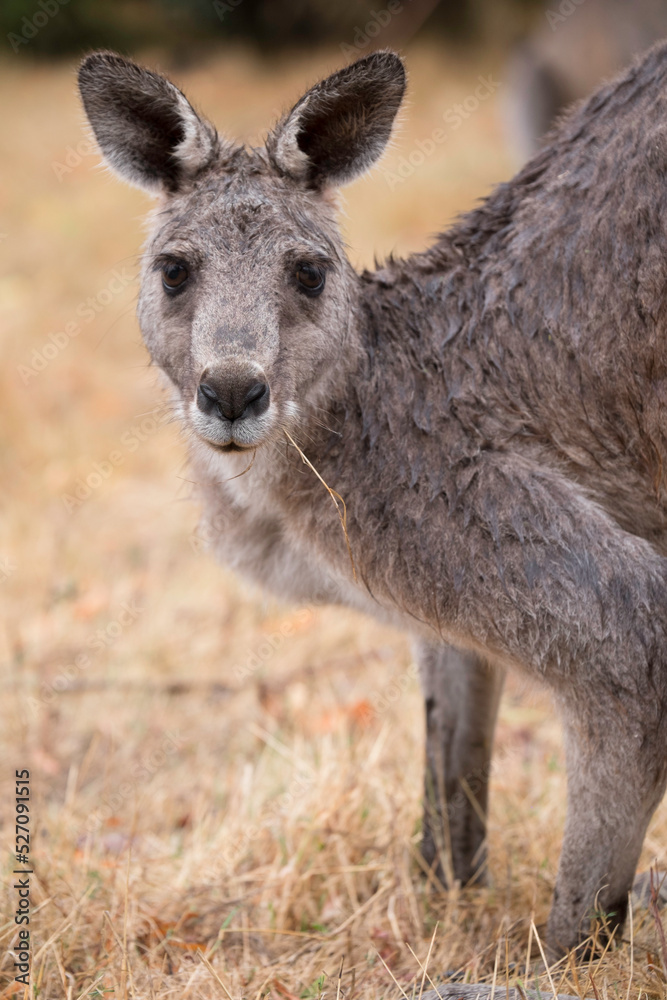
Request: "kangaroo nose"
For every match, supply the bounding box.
[197,375,270,422]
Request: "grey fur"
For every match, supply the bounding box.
[78,43,667,959]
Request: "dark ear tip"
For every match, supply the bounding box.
[345,49,406,98]
[365,49,405,69]
[352,49,405,74]
[78,50,135,87]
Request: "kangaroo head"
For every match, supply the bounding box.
[78,51,405,454]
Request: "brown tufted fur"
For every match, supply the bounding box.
[79,44,667,958]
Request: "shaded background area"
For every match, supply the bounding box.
[3,1,667,998]
[0,0,538,57]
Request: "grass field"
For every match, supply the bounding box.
[2,40,667,1000]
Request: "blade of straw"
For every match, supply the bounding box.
[284,429,357,580]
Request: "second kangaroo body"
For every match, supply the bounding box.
[79,43,667,958]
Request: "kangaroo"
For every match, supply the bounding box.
[78,44,667,959]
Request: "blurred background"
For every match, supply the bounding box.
[3,1,667,997]
[0,0,599,57]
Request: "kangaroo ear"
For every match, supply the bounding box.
[267,50,406,189]
[78,51,220,194]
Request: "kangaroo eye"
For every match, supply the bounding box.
[162,262,189,292]
[296,263,326,297]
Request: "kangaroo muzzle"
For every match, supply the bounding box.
[197,371,271,423]
[191,363,273,450]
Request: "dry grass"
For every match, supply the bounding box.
[1,40,667,1000]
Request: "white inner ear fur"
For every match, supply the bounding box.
[271,98,312,180]
[172,90,218,174]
